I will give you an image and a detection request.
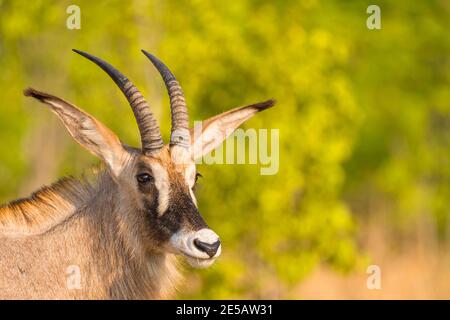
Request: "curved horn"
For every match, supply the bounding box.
[141,50,190,148]
[72,49,164,155]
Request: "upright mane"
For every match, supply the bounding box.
[0,174,98,237]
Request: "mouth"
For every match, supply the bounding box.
[182,253,217,269]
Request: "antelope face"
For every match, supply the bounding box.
[25,49,274,269]
[133,148,220,268]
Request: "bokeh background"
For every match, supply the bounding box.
[0,0,449,299]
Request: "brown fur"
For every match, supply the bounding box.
[0,169,181,299]
[0,86,273,299]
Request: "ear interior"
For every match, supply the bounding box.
[24,88,129,176]
[190,99,275,160]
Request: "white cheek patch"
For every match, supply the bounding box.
[150,162,170,216]
[190,188,198,207]
[185,163,197,189]
[185,163,198,207]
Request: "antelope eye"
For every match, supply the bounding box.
[136,173,153,184]
[195,172,202,183]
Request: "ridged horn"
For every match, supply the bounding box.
[72,49,164,155]
[141,50,190,148]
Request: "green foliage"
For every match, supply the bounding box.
[0,0,448,298]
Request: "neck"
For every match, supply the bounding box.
[0,170,181,299]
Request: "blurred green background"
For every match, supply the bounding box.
[0,0,449,298]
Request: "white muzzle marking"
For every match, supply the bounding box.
[169,228,221,268]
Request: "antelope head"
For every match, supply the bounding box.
[24,50,274,268]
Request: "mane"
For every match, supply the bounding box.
[0,174,98,237]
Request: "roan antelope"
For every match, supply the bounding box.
[0,50,274,299]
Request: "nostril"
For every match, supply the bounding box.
[193,238,221,258]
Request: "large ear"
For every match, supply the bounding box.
[190,99,275,160]
[24,88,129,176]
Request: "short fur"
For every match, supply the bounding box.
[0,169,181,299]
[0,54,274,299]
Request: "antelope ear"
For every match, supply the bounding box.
[24,88,129,176]
[190,99,275,160]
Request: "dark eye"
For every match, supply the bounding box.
[195,172,202,183]
[136,173,153,184]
